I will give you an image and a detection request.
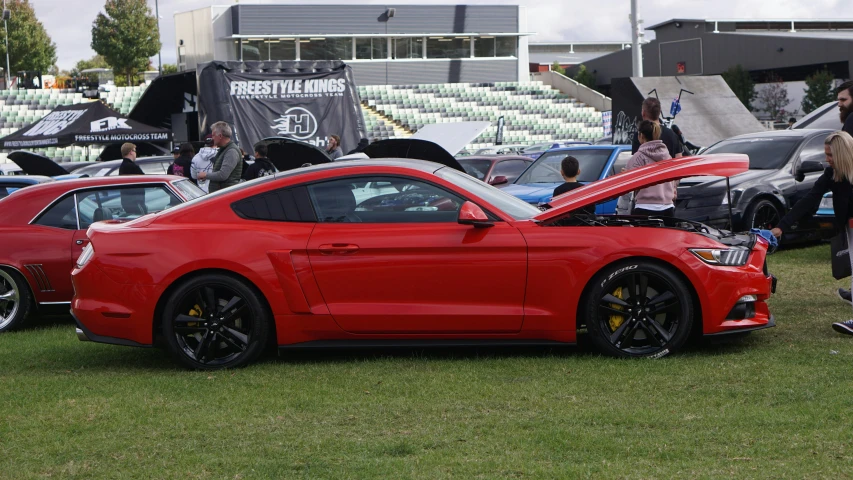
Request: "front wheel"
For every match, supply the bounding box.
[162,274,270,370]
[0,268,33,333]
[584,261,694,358]
[744,199,782,231]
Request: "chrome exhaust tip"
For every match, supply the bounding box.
[75,327,90,342]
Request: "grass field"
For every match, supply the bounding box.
[2,243,853,479]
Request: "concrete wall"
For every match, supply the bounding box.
[531,71,611,111]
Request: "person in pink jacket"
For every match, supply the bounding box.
[627,120,676,216]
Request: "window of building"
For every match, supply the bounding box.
[496,37,517,57]
[474,37,496,57]
[300,38,352,61]
[426,37,470,59]
[241,39,265,61]
[269,39,296,61]
[355,38,387,60]
[393,37,423,59]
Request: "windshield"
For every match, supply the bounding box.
[516,149,611,184]
[172,179,206,200]
[703,138,799,170]
[457,159,492,180]
[435,167,541,220]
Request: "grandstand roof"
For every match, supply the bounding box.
[647,18,853,31]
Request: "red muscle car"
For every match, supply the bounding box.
[70,155,775,369]
[0,175,204,332]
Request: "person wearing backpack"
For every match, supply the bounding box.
[167,144,194,179]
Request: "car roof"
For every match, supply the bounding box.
[8,174,180,194]
[0,175,53,185]
[545,144,631,153]
[723,128,835,140]
[457,155,533,163]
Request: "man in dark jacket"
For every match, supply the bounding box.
[242,143,276,181]
[631,97,683,158]
[118,143,143,175]
[167,144,194,179]
[198,122,242,192]
[840,81,853,137]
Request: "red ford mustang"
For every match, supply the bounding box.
[0,175,204,332]
[71,155,775,369]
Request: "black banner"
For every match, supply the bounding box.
[197,61,366,154]
[610,77,644,145]
[495,116,505,145]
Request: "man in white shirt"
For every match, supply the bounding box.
[191,134,216,193]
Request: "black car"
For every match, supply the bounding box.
[674,129,835,242]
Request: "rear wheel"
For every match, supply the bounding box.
[584,261,693,358]
[0,268,33,333]
[162,274,270,370]
[744,199,782,231]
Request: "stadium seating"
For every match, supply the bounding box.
[358,81,604,149]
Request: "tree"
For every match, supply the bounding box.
[574,64,596,89]
[0,0,57,75]
[162,63,178,75]
[721,64,756,111]
[756,74,793,122]
[91,0,160,86]
[802,69,836,114]
[550,61,565,76]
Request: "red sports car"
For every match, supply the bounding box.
[71,155,775,369]
[0,175,204,332]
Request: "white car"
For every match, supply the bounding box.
[0,164,23,176]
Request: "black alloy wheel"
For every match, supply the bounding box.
[745,199,782,231]
[584,261,693,358]
[162,274,270,370]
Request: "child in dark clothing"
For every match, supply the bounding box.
[553,156,595,216]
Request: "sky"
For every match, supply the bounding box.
[29,0,851,71]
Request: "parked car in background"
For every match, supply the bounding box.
[0,175,204,333]
[456,155,533,186]
[73,156,175,177]
[815,192,834,231]
[594,136,612,145]
[674,129,834,243]
[521,141,592,160]
[71,155,774,369]
[8,151,98,177]
[0,175,54,199]
[474,144,527,155]
[0,163,24,175]
[501,145,632,212]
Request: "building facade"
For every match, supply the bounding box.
[175,4,531,85]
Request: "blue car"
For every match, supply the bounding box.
[0,175,54,200]
[501,145,632,213]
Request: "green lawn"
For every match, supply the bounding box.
[2,244,853,479]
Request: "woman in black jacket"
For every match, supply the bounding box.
[771,131,853,334]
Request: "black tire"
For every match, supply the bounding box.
[162,273,270,370]
[744,199,782,231]
[0,268,34,333]
[584,260,694,358]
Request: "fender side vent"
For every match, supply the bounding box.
[24,264,54,292]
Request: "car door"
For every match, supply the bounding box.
[27,194,79,302]
[305,175,528,334]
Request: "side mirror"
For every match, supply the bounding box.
[488,175,508,186]
[796,160,824,182]
[457,201,494,228]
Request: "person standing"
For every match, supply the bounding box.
[626,120,676,216]
[327,134,343,160]
[167,144,194,179]
[770,131,853,334]
[191,134,216,193]
[631,97,683,158]
[118,143,143,175]
[242,143,276,181]
[839,81,853,136]
[198,122,242,193]
[553,156,594,216]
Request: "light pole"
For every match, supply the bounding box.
[155,0,161,75]
[630,0,643,77]
[3,0,10,88]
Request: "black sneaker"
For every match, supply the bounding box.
[832,319,853,335]
[838,288,853,306]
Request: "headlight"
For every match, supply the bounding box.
[690,246,750,266]
[76,243,94,268]
[819,196,833,210]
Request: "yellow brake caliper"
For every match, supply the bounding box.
[609,287,625,331]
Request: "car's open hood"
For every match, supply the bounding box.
[8,150,70,176]
[410,121,490,156]
[254,137,332,172]
[533,154,749,222]
[362,138,465,171]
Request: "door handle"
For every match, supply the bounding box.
[318,244,359,255]
[75,239,89,245]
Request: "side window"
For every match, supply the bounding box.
[492,160,530,183]
[140,161,168,174]
[308,176,464,223]
[76,185,181,229]
[795,134,828,171]
[34,195,78,229]
[231,187,315,222]
[609,151,633,177]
